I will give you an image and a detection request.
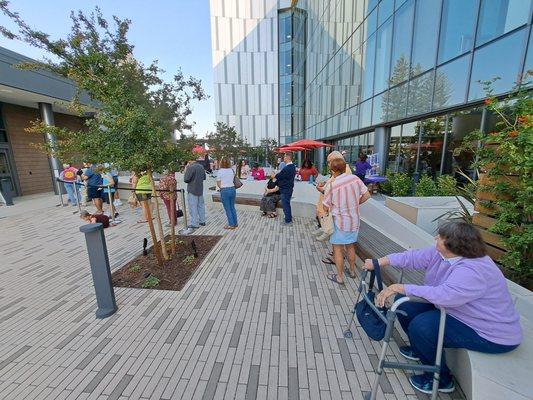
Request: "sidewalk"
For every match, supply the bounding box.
[0,191,461,400]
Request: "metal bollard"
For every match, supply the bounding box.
[79,223,118,319]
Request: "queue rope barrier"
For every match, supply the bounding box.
[56,178,191,231]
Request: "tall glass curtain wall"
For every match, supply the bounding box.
[299,0,533,141]
[278,8,306,145]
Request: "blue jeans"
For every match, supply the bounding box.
[280,190,293,223]
[395,294,518,382]
[187,193,205,227]
[220,187,237,227]
[64,182,78,205]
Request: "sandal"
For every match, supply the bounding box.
[321,257,335,265]
[344,267,357,279]
[327,274,345,285]
[137,219,148,224]
[268,213,277,218]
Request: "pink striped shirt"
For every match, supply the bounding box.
[322,173,368,232]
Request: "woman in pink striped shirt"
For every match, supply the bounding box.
[323,158,370,285]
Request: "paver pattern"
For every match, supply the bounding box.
[0,191,463,400]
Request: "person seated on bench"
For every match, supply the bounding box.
[259,175,280,218]
[251,163,266,180]
[362,221,522,395]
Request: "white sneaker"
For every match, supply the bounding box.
[114,199,122,206]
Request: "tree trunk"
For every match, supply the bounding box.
[169,188,176,255]
[149,171,169,261]
[143,200,163,265]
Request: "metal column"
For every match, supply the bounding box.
[38,102,62,195]
[373,126,391,173]
[439,114,450,176]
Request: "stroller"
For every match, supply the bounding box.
[343,259,447,400]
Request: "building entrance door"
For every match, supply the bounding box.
[0,147,18,198]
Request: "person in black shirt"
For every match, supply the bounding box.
[260,177,280,217]
[275,152,297,225]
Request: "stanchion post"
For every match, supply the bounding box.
[178,189,194,235]
[74,181,82,214]
[79,223,117,319]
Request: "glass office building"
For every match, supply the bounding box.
[211,0,532,175]
[298,0,533,176]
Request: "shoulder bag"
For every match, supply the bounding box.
[233,170,243,189]
[356,259,388,341]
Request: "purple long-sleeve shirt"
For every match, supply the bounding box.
[388,246,522,346]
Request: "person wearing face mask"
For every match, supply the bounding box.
[362,221,522,395]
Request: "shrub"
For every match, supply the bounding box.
[141,276,160,288]
[128,265,142,273]
[390,172,413,197]
[415,175,438,196]
[436,175,458,196]
[379,171,394,195]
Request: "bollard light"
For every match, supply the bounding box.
[79,223,118,319]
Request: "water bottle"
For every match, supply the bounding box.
[309,175,314,185]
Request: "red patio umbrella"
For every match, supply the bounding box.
[192,145,207,155]
[284,139,334,149]
[275,146,308,153]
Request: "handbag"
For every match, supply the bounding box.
[127,192,138,208]
[175,193,184,218]
[319,212,334,235]
[356,259,388,341]
[233,171,243,189]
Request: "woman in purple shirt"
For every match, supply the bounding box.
[354,154,372,181]
[363,222,522,394]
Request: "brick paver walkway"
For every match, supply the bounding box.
[0,194,462,400]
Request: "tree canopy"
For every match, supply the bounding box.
[0,2,207,173]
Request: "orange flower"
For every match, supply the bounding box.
[508,130,518,138]
[484,98,493,105]
[517,116,529,124]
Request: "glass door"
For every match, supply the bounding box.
[0,148,17,197]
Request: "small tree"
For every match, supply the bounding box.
[1,3,207,265]
[205,122,248,163]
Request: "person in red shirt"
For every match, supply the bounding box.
[298,159,318,182]
[60,163,80,206]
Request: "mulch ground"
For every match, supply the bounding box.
[112,235,221,291]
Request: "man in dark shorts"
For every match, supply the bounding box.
[82,163,104,214]
[80,210,110,228]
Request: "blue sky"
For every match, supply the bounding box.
[0,0,215,137]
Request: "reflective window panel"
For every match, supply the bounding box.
[378,0,394,27]
[469,28,527,100]
[390,0,414,85]
[374,17,393,94]
[411,0,440,75]
[476,0,531,46]
[438,0,477,64]
[362,34,377,100]
[408,70,434,116]
[387,82,408,121]
[433,55,469,110]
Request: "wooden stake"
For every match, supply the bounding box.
[170,189,176,255]
[149,171,169,261]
